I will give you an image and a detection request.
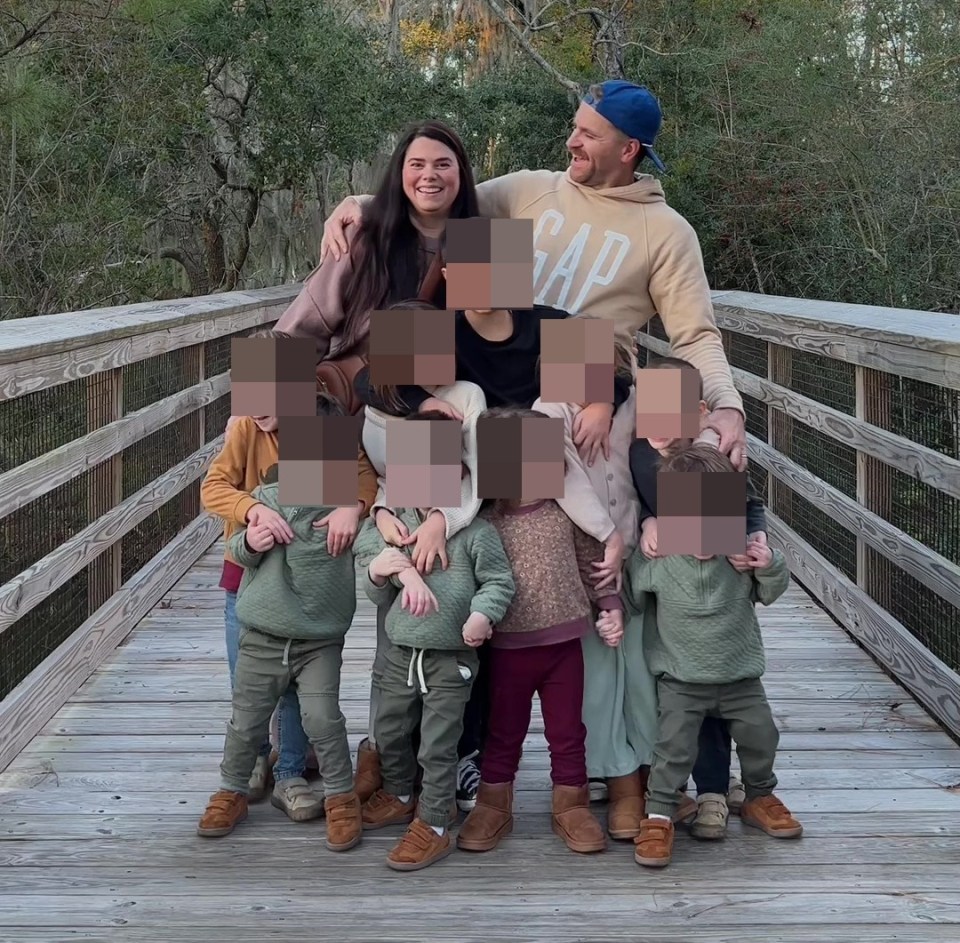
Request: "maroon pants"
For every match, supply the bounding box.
[480,638,587,787]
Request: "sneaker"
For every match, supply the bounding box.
[386,819,454,871]
[271,777,325,822]
[588,777,608,803]
[456,756,481,812]
[727,775,746,815]
[690,792,728,841]
[197,790,248,837]
[324,791,363,852]
[361,789,416,831]
[247,754,272,803]
[741,793,803,838]
[634,817,674,868]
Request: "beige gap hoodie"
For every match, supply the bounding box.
[476,170,742,413]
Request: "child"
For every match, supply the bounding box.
[614,443,801,869]
[352,411,516,872]
[201,346,377,819]
[532,326,661,840]
[196,445,364,852]
[629,354,766,839]
[354,375,489,812]
[456,407,624,857]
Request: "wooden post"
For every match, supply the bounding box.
[856,365,894,610]
[768,343,794,523]
[86,368,124,613]
[181,344,204,524]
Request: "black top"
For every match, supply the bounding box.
[628,437,768,533]
[355,305,631,413]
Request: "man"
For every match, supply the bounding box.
[320,80,747,469]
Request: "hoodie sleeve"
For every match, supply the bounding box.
[745,476,768,535]
[227,528,265,569]
[646,212,742,414]
[532,399,617,544]
[750,550,790,606]
[353,517,387,570]
[467,523,516,625]
[572,524,623,612]
[476,171,541,218]
[200,420,260,527]
[273,250,356,359]
[624,551,656,609]
[357,447,378,518]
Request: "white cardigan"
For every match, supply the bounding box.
[361,381,488,539]
[533,387,640,555]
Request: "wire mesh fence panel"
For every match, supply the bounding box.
[790,350,855,415]
[0,377,87,471]
[0,570,89,700]
[120,412,202,583]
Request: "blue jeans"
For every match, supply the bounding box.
[224,591,308,780]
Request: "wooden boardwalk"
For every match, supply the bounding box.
[2,542,960,943]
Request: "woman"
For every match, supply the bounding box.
[274,120,479,360]
[271,121,483,803]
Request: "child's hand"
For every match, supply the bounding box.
[746,539,773,568]
[375,507,410,546]
[313,505,361,556]
[246,504,294,544]
[369,547,413,583]
[245,521,276,553]
[595,609,624,648]
[398,568,439,617]
[592,530,624,591]
[640,517,659,559]
[573,402,613,466]
[403,511,449,574]
[726,550,753,573]
[462,612,492,648]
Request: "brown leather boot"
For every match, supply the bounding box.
[551,784,606,853]
[324,791,362,852]
[606,770,645,840]
[457,781,514,852]
[354,738,382,803]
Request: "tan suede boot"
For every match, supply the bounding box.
[457,781,514,852]
[551,784,606,853]
[606,770,645,840]
[353,738,382,803]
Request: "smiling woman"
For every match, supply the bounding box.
[273,120,480,412]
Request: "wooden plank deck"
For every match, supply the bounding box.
[2,541,960,943]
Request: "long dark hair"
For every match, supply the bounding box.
[340,121,479,350]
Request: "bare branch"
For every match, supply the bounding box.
[482,0,581,96]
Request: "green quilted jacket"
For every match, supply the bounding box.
[625,549,790,684]
[353,510,515,652]
[228,481,356,641]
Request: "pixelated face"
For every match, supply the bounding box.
[230,336,317,421]
[443,218,534,313]
[656,470,747,557]
[385,417,463,509]
[539,317,615,405]
[369,308,456,388]
[635,367,704,450]
[275,415,364,507]
[476,415,565,503]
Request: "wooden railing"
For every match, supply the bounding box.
[0,287,958,773]
[641,293,960,739]
[0,287,296,769]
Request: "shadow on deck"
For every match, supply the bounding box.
[1,542,960,943]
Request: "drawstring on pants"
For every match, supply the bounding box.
[282,638,292,667]
[406,648,428,694]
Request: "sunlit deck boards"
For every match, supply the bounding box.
[1,541,959,942]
